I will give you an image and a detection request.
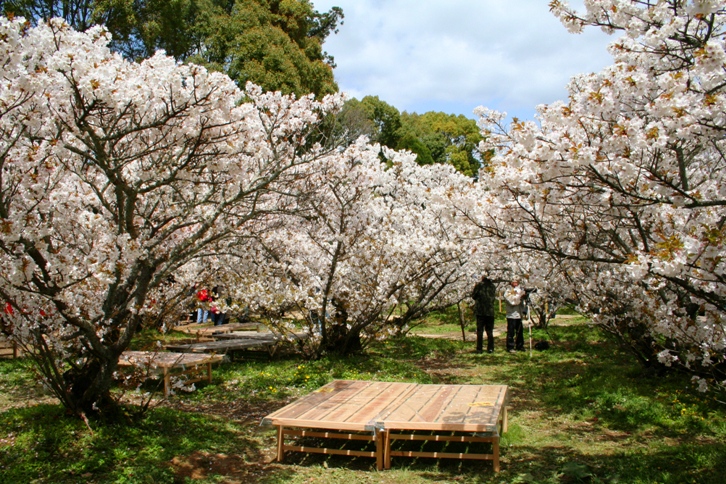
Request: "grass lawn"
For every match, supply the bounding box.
[1,315,725,483]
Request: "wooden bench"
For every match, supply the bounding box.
[118,351,223,396]
[0,333,19,359]
[166,331,307,355]
[261,380,510,472]
[173,322,263,341]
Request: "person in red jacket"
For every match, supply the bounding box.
[196,288,211,323]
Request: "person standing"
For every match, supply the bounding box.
[471,275,497,353]
[504,279,526,353]
[196,287,211,323]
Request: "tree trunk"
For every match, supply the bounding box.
[28,330,122,418]
[458,302,467,342]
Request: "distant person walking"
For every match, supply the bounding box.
[471,275,497,353]
[504,279,526,353]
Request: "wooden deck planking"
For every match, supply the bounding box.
[175,322,259,336]
[266,380,385,429]
[381,384,508,432]
[323,381,415,427]
[117,351,223,396]
[166,331,307,354]
[165,338,277,353]
[118,351,222,368]
[373,384,444,426]
[265,381,508,432]
[262,380,510,471]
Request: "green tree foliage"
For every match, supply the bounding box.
[399,111,483,177]
[1,0,341,97]
[331,96,482,177]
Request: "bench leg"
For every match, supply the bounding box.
[383,430,392,469]
[163,368,171,397]
[375,430,385,471]
[276,426,285,462]
[493,436,500,472]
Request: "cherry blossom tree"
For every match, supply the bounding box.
[217,144,488,358]
[0,16,341,415]
[478,0,726,391]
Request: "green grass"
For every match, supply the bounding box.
[1,317,725,483]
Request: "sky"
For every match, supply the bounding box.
[311,1,618,121]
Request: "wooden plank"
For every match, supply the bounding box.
[266,380,379,428]
[262,381,511,472]
[118,351,223,369]
[118,351,223,396]
[320,381,412,426]
[262,380,364,426]
[264,381,509,433]
[434,384,494,427]
[285,430,374,441]
[284,445,376,458]
[214,331,307,341]
[388,433,497,443]
[344,382,416,425]
[388,450,495,461]
[0,334,18,359]
[373,384,438,426]
[165,338,277,353]
[276,426,285,462]
[380,384,509,432]
[166,331,307,354]
[175,322,259,336]
[416,384,461,422]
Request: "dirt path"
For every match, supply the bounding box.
[411,315,581,341]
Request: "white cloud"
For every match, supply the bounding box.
[312,0,617,120]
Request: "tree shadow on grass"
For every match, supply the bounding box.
[462,324,717,436]
[491,442,726,484]
[0,403,271,483]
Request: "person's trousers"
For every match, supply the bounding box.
[196,308,208,323]
[476,315,495,353]
[506,318,524,351]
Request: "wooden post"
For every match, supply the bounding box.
[276,426,285,462]
[163,368,171,397]
[383,430,392,469]
[457,302,466,342]
[493,437,500,472]
[375,430,384,471]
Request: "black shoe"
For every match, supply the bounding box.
[487,349,493,353]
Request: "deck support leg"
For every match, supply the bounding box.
[493,437,500,472]
[502,406,509,434]
[276,426,285,462]
[375,430,386,471]
[163,368,171,397]
[383,430,392,470]
[206,362,213,383]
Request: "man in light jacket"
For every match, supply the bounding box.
[504,279,526,353]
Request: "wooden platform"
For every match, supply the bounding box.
[0,333,19,359]
[118,351,223,396]
[261,380,510,471]
[166,331,307,355]
[174,322,262,341]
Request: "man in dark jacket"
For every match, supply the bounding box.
[471,275,497,353]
